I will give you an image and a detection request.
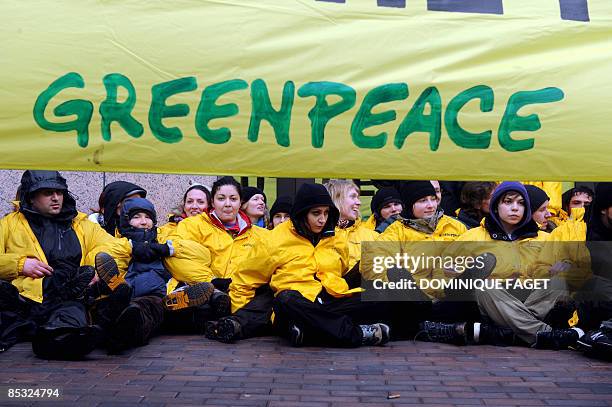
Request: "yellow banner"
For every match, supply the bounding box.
[1,0,611,180]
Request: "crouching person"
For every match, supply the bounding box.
[0,170,131,359]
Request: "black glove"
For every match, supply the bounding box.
[211,278,232,292]
[131,242,158,263]
[150,242,170,258]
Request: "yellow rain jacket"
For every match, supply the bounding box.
[531,218,591,290]
[363,215,376,231]
[449,225,550,281]
[360,215,466,298]
[230,220,360,313]
[0,211,132,303]
[336,219,378,273]
[165,211,267,284]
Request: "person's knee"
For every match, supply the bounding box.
[275,290,302,305]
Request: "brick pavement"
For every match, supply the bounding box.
[1,335,611,407]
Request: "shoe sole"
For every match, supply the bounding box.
[212,292,231,319]
[216,319,240,343]
[95,252,125,291]
[164,282,214,311]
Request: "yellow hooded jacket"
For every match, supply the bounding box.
[531,218,591,290]
[360,215,466,297]
[0,211,132,303]
[229,220,360,313]
[336,218,378,273]
[165,211,268,284]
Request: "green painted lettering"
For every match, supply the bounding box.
[445,85,494,149]
[195,79,248,144]
[498,88,565,152]
[248,79,294,147]
[32,72,93,148]
[394,87,442,151]
[149,77,197,144]
[99,73,143,141]
[298,82,356,148]
[351,83,408,149]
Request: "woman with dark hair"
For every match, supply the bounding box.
[163,176,268,332]
[162,184,212,237]
[210,183,391,346]
[457,182,497,229]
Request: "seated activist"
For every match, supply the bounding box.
[240,186,267,228]
[456,182,497,229]
[162,176,267,333]
[325,179,378,288]
[100,197,174,353]
[550,185,593,227]
[368,181,467,298]
[0,170,131,359]
[417,182,567,347]
[162,183,212,236]
[529,183,612,354]
[267,195,292,230]
[369,187,403,234]
[233,183,391,347]
[89,181,147,237]
[525,185,555,233]
[523,181,562,217]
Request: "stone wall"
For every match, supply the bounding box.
[0,170,216,225]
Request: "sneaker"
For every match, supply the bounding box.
[163,282,214,311]
[290,324,304,347]
[534,328,579,350]
[95,252,125,291]
[415,321,466,345]
[360,323,390,346]
[211,290,231,319]
[576,321,612,360]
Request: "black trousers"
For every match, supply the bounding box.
[272,289,392,347]
[232,285,274,339]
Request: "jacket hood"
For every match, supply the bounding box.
[19,170,77,221]
[101,181,147,235]
[399,181,437,219]
[119,197,158,242]
[291,183,339,239]
[485,181,539,241]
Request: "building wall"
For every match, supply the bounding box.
[0,170,216,224]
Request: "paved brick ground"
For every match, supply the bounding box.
[1,335,611,407]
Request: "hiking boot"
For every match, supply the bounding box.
[290,324,304,347]
[95,252,125,291]
[415,321,466,345]
[211,289,231,319]
[108,303,144,353]
[68,266,96,301]
[534,328,579,350]
[163,282,214,311]
[360,323,390,346]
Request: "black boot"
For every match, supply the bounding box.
[415,321,466,345]
[211,290,231,319]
